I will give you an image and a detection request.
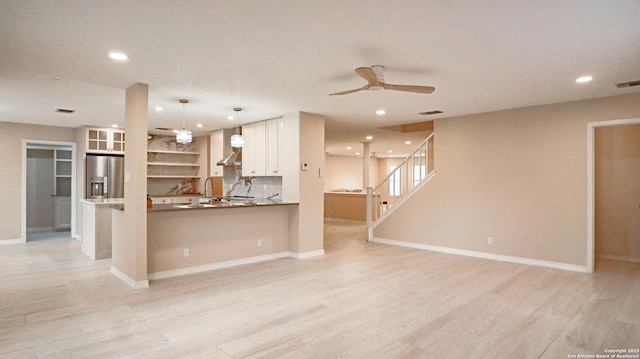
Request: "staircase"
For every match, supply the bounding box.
[366,132,435,240]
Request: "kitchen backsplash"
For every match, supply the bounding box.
[147,134,199,152]
[223,167,282,200]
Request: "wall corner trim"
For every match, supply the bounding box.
[111,266,150,289]
[371,237,589,273]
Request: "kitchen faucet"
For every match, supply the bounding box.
[203,177,214,203]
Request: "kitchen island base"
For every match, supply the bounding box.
[146,203,320,279]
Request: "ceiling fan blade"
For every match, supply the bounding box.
[355,67,379,85]
[383,83,435,94]
[329,85,369,96]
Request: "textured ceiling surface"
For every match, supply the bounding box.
[1,1,639,156]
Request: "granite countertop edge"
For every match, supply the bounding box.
[109,200,298,212]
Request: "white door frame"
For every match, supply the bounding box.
[22,139,77,243]
[586,117,640,273]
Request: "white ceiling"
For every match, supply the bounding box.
[1,1,639,157]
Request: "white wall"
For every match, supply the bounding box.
[374,93,640,268]
[324,154,381,192]
[324,155,362,191]
[595,124,640,261]
[0,122,77,242]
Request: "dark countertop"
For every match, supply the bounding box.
[111,199,298,212]
[149,199,297,212]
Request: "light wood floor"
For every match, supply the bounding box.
[1,220,639,358]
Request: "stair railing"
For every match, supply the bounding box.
[366,132,435,239]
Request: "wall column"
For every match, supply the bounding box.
[111,83,149,289]
[362,141,371,188]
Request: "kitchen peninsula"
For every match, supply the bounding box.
[144,200,299,279]
[110,110,325,287]
[80,197,124,260]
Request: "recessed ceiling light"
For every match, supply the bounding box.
[356,152,361,156]
[109,52,128,61]
[388,150,393,153]
[405,141,412,145]
[196,123,203,128]
[228,115,234,120]
[346,146,352,150]
[112,124,118,128]
[376,109,386,115]
[155,106,163,112]
[576,76,592,83]
[366,135,373,140]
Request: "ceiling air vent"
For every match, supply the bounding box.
[55,108,75,114]
[154,127,173,131]
[616,80,640,88]
[419,110,443,116]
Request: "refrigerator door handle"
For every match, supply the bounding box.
[104,176,108,196]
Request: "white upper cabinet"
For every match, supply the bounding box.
[242,121,266,176]
[209,130,225,177]
[266,117,284,175]
[86,127,125,154]
[242,116,298,178]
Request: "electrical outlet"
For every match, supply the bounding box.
[257,239,262,247]
[488,237,494,245]
[184,248,190,257]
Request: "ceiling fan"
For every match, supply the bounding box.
[329,65,435,96]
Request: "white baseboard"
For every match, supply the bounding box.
[289,249,325,259]
[148,250,326,281]
[148,252,291,280]
[111,266,149,289]
[596,254,640,263]
[0,238,23,245]
[371,237,589,273]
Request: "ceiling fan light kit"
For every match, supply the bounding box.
[329,65,435,96]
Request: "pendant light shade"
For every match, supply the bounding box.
[231,107,244,148]
[175,99,192,144]
[230,133,244,148]
[175,129,192,144]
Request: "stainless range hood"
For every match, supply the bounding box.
[217,148,241,166]
[216,128,242,166]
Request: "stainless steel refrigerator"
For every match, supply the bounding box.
[86,154,124,199]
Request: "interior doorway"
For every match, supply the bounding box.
[22,140,76,242]
[587,118,640,272]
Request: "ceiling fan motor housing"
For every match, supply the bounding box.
[370,65,385,90]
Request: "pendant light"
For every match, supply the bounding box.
[230,107,244,148]
[174,99,192,144]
